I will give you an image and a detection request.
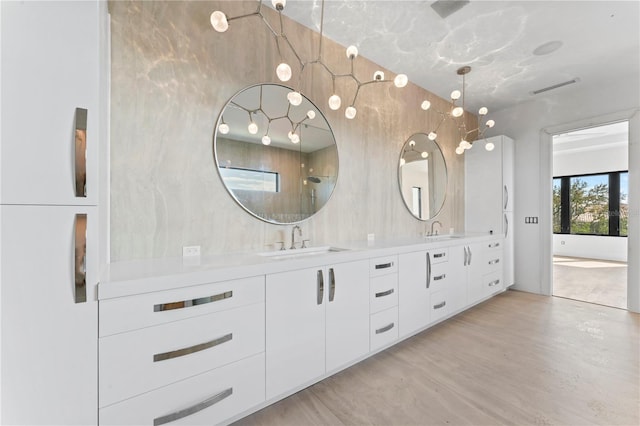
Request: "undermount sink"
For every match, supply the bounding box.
[424,234,464,241]
[258,246,349,260]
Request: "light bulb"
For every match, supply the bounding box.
[247,122,258,134]
[409,140,416,147]
[218,123,229,134]
[421,151,429,158]
[271,0,286,10]
[373,71,385,81]
[287,91,302,106]
[262,135,271,145]
[486,119,495,128]
[345,106,357,119]
[485,141,495,151]
[428,131,437,141]
[421,100,431,111]
[346,45,358,59]
[328,94,341,110]
[394,74,408,88]
[455,146,465,155]
[291,133,300,144]
[460,140,472,150]
[276,63,292,82]
[451,90,461,100]
[478,106,488,116]
[400,158,406,166]
[306,110,316,120]
[452,106,464,118]
[210,11,229,32]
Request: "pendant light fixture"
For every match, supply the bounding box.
[420,66,496,154]
[210,0,408,120]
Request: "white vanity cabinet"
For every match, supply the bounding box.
[266,259,369,399]
[369,256,399,351]
[467,239,504,303]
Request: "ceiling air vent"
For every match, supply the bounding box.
[530,78,581,95]
[430,0,470,19]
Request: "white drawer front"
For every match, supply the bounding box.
[483,270,504,297]
[100,275,265,337]
[429,289,452,323]
[429,247,449,264]
[100,303,264,408]
[369,255,398,277]
[483,249,503,274]
[99,352,265,426]
[370,307,398,351]
[428,262,450,293]
[370,274,398,314]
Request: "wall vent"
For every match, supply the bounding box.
[430,0,470,19]
[530,78,581,95]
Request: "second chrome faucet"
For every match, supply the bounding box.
[290,225,302,249]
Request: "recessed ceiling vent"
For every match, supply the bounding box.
[431,0,470,19]
[530,78,581,95]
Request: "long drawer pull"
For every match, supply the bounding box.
[488,279,501,287]
[433,301,446,310]
[154,291,233,312]
[375,288,395,298]
[74,214,87,303]
[375,322,395,334]
[433,274,446,281]
[153,387,233,426]
[317,270,324,305]
[488,259,500,265]
[329,268,336,302]
[433,252,446,258]
[74,107,88,198]
[488,242,500,248]
[375,262,394,270]
[153,333,232,362]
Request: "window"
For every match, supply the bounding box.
[219,167,279,192]
[553,171,627,236]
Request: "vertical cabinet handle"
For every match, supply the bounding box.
[426,252,431,289]
[74,108,88,198]
[505,213,509,238]
[153,387,233,426]
[74,214,87,303]
[463,246,468,266]
[468,246,473,265]
[328,268,336,302]
[317,270,324,305]
[504,184,508,210]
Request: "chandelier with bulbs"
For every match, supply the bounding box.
[420,66,496,154]
[210,0,408,120]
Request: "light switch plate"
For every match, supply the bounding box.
[183,245,201,257]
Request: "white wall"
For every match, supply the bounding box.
[553,234,627,262]
[487,73,640,312]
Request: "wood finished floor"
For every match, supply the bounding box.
[235,291,640,426]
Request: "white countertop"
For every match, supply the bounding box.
[98,233,499,300]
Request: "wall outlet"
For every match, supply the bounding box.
[182,245,201,257]
[367,233,375,242]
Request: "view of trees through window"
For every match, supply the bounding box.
[553,172,628,236]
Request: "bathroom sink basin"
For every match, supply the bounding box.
[258,246,349,260]
[424,234,464,241]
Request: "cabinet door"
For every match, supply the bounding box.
[466,243,486,304]
[398,251,429,338]
[325,260,369,372]
[1,205,98,425]
[502,136,515,213]
[503,212,515,287]
[465,136,503,234]
[266,268,325,399]
[0,1,100,205]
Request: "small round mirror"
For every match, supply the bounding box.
[214,84,338,224]
[398,133,447,220]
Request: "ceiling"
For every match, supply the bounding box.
[274,0,640,113]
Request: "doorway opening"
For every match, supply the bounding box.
[551,121,629,309]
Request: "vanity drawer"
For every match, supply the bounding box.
[483,270,503,297]
[99,302,265,408]
[370,306,398,351]
[99,352,265,426]
[483,247,503,274]
[429,289,452,324]
[100,275,264,337]
[370,273,398,314]
[428,262,450,293]
[428,247,449,264]
[369,255,398,277]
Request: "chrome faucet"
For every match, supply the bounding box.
[428,220,442,236]
[290,225,302,249]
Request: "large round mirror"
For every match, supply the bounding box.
[398,133,447,220]
[214,84,338,224]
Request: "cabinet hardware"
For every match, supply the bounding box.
[463,246,468,266]
[488,279,501,287]
[153,333,233,362]
[153,387,233,426]
[468,246,473,264]
[433,252,446,258]
[375,288,395,298]
[74,214,87,303]
[426,252,431,288]
[154,291,233,312]
[488,242,500,248]
[433,301,446,310]
[433,274,446,281]
[504,185,508,210]
[317,270,324,305]
[375,262,394,269]
[329,268,336,302]
[375,323,395,334]
[74,108,88,198]
[488,259,500,265]
[505,213,509,238]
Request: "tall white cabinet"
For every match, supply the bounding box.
[1,1,107,423]
[465,135,515,288]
